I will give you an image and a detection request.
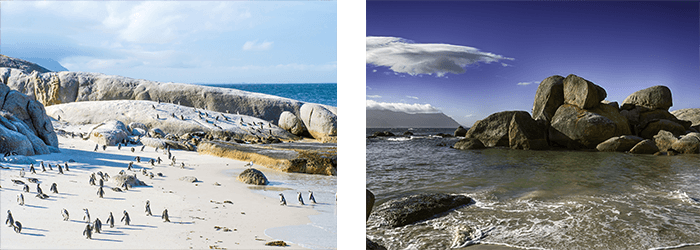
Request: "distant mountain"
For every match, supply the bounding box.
[20,57,68,72]
[367,109,461,128]
[0,54,52,73]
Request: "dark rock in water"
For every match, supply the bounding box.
[237,168,269,185]
[640,119,685,139]
[372,131,395,137]
[671,133,700,154]
[532,75,565,123]
[435,133,453,138]
[465,111,530,147]
[367,238,388,250]
[629,139,659,154]
[621,85,673,111]
[453,138,485,150]
[264,240,288,246]
[403,131,414,136]
[369,193,473,228]
[367,189,375,221]
[563,74,606,109]
[508,112,547,150]
[454,126,467,137]
[549,104,618,149]
[653,130,678,152]
[596,135,643,152]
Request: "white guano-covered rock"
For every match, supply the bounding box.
[300,103,337,142]
[278,111,306,135]
[89,120,129,146]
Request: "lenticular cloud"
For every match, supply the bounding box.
[366,36,513,77]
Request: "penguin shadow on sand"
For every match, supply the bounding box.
[22,204,48,209]
[17,227,47,237]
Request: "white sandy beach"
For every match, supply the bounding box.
[0,135,331,249]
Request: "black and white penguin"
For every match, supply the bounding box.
[127,162,133,171]
[131,147,135,153]
[19,168,25,178]
[117,143,122,150]
[121,210,131,225]
[23,184,29,193]
[135,156,140,163]
[64,162,69,171]
[83,224,92,239]
[297,192,305,205]
[103,145,107,151]
[13,221,21,233]
[94,218,102,233]
[279,193,287,206]
[162,209,170,222]
[6,210,13,227]
[62,208,69,221]
[145,200,152,216]
[83,208,90,223]
[58,165,64,174]
[36,193,49,199]
[48,163,52,170]
[36,183,43,195]
[94,144,99,151]
[141,145,146,151]
[30,164,36,174]
[97,186,105,198]
[17,193,24,206]
[41,161,46,172]
[309,191,316,204]
[50,183,58,194]
[107,212,114,228]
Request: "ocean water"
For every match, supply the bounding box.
[199,83,337,107]
[366,128,700,250]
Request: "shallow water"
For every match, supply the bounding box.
[366,128,700,250]
[224,168,337,249]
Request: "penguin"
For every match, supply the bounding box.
[135,156,141,163]
[141,145,146,151]
[58,165,64,174]
[297,192,305,205]
[103,145,107,151]
[30,164,36,174]
[41,162,46,172]
[36,193,49,199]
[141,168,147,176]
[150,159,155,166]
[64,162,69,171]
[131,147,135,153]
[62,208,69,221]
[97,186,105,198]
[17,193,24,206]
[127,162,133,171]
[309,191,316,204]
[149,172,154,179]
[111,187,123,192]
[156,157,162,164]
[244,161,253,168]
[99,178,104,187]
[279,193,287,206]
[117,143,122,150]
[36,183,43,195]
[94,218,102,233]
[83,208,90,223]
[13,221,21,233]
[50,183,58,193]
[26,177,39,183]
[94,144,99,151]
[145,200,152,216]
[181,115,185,120]
[48,163,52,170]
[119,170,125,175]
[107,212,114,228]
[167,151,172,160]
[103,173,109,180]
[23,184,29,193]
[6,210,13,227]
[162,209,170,222]
[89,175,96,186]
[83,223,92,239]
[181,162,185,169]
[121,210,130,225]
[12,179,25,185]
[19,168,25,178]
[121,182,129,191]
[171,156,176,164]
[156,114,160,119]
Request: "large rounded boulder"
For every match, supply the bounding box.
[237,168,269,185]
[89,120,129,146]
[563,74,607,109]
[299,103,337,143]
[596,135,643,152]
[465,111,530,147]
[453,138,486,150]
[508,112,547,150]
[454,126,468,137]
[621,85,673,111]
[532,75,565,122]
[549,104,623,149]
[278,111,306,136]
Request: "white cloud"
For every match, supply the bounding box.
[517,81,537,86]
[230,62,336,71]
[406,95,419,99]
[366,95,382,99]
[366,100,441,114]
[366,36,513,77]
[243,40,274,51]
[465,114,474,117]
[372,69,377,73]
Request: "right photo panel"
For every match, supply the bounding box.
[366,1,700,250]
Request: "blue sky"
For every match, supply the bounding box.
[1,1,336,84]
[367,1,700,127]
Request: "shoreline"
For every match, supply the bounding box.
[1,136,323,249]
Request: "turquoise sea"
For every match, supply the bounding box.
[198,83,337,107]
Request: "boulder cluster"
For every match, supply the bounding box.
[0,83,58,156]
[455,74,700,154]
[277,103,337,143]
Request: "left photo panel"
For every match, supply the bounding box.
[0,1,337,249]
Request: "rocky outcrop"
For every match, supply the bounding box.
[0,83,58,155]
[237,168,269,185]
[453,138,486,150]
[367,239,388,250]
[299,103,337,143]
[563,74,607,109]
[0,66,337,135]
[114,173,147,187]
[508,112,547,150]
[640,119,686,139]
[532,75,565,123]
[596,135,643,152]
[454,126,467,137]
[549,104,621,149]
[653,130,678,152]
[465,111,529,147]
[278,111,306,136]
[88,120,129,146]
[671,108,700,131]
[178,176,199,183]
[0,54,52,74]
[368,193,473,228]
[629,139,658,154]
[671,133,700,154]
[621,85,673,111]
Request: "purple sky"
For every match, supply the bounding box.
[367,1,700,126]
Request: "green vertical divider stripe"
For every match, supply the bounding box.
[337,0,366,250]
